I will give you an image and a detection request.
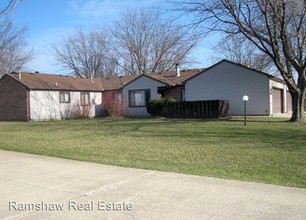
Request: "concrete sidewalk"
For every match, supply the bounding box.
[0,150,305,220]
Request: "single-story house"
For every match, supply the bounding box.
[0,73,103,121]
[0,60,293,121]
[184,60,292,115]
[120,60,293,116]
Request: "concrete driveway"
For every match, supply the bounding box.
[1,150,305,220]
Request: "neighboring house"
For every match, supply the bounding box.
[122,75,167,116]
[0,60,294,121]
[0,73,103,121]
[184,60,292,115]
[118,60,293,116]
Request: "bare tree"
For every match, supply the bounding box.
[0,21,32,76]
[52,28,117,78]
[0,0,31,76]
[213,34,274,73]
[174,0,306,122]
[110,9,199,75]
[0,0,19,19]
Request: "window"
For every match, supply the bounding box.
[113,92,122,102]
[129,90,150,107]
[80,92,90,106]
[181,88,185,101]
[59,91,70,103]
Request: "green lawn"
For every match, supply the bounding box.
[0,117,305,188]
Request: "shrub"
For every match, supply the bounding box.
[72,102,92,119]
[103,93,125,118]
[147,97,176,116]
[105,101,125,118]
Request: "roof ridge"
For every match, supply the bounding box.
[5,67,207,91]
[6,72,105,91]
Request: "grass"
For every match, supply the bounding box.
[0,117,305,188]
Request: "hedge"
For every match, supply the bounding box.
[147,98,176,116]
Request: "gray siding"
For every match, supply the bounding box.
[122,75,165,116]
[185,61,270,115]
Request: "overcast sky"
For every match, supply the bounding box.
[12,0,217,74]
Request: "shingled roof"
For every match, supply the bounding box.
[2,60,286,92]
[5,68,205,91]
[100,75,138,90]
[150,68,206,85]
[7,72,104,91]
[100,68,206,89]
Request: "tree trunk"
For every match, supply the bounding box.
[290,88,305,123]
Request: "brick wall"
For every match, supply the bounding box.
[163,86,184,101]
[0,75,29,121]
[102,90,122,106]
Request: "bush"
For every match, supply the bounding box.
[105,101,125,118]
[103,93,125,118]
[72,103,92,119]
[147,97,176,116]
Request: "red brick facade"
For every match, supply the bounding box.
[0,75,29,121]
[102,90,121,105]
[163,86,184,101]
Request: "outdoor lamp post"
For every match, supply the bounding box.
[242,95,249,126]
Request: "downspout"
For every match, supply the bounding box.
[269,79,273,115]
[283,84,287,113]
[26,89,31,121]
